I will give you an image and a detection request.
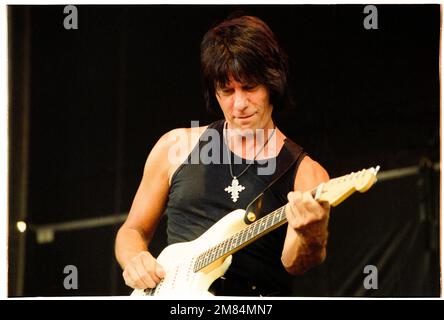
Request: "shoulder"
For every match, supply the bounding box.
[293,155,329,192]
[149,125,209,159]
[145,125,210,183]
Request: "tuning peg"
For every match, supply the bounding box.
[369,165,381,176]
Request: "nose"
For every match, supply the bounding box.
[233,90,248,112]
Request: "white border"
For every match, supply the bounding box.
[0,4,8,299]
[439,2,443,299]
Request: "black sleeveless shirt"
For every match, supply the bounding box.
[165,120,306,295]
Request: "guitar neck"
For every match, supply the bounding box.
[193,204,289,272]
[193,166,380,273]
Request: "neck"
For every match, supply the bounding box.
[224,121,278,160]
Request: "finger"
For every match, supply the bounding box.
[287,191,302,214]
[286,201,304,230]
[293,191,307,220]
[287,191,303,206]
[303,191,332,222]
[122,269,135,288]
[285,197,299,219]
[141,255,161,284]
[126,265,147,289]
[134,259,156,288]
[302,192,322,219]
[285,202,297,225]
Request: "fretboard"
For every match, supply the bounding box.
[193,205,288,272]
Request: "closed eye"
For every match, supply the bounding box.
[242,84,259,91]
[220,88,234,94]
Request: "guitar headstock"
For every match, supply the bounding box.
[314,166,380,207]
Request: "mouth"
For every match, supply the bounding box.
[236,114,255,120]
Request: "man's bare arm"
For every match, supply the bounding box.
[115,131,174,289]
[281,156,330,275]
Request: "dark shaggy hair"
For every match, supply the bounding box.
[200,15,290,114]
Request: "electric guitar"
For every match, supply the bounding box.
[131,166,380,297]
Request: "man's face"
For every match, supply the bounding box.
[215,76,274,134]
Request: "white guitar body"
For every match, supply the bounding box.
[131,209,248,297]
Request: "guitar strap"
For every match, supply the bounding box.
[244,138,307,223]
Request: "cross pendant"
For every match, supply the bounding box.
[224,177,246,203]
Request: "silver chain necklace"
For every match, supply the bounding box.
[223,121,277,203]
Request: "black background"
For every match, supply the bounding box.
[8,5,440,296]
